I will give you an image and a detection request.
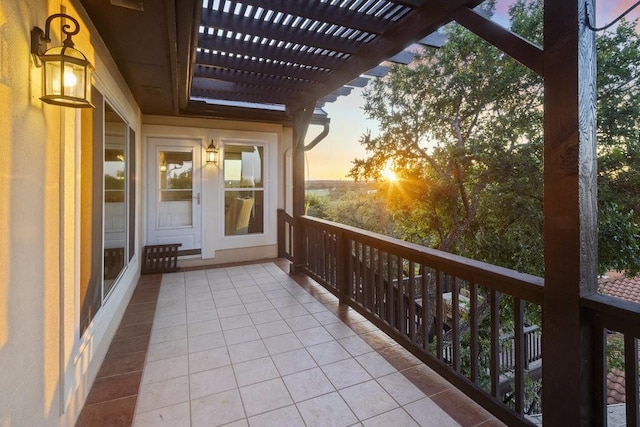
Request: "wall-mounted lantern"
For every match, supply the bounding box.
[206,140,218,164]
[31,13,93,108]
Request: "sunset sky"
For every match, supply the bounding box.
[305,0,640,180]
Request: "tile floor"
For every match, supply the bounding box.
[78,260,505,427]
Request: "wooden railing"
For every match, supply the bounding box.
[277,209,295,261]
[582,293,640,426]
[277,210,640,425]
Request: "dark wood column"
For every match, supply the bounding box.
[542,0,598,424]
[291,103,315,271]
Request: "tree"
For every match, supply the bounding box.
[351,0,544,275]
[351,0,640,276]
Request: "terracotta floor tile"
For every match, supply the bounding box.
[401,364,452,397]
[377,344,423,371]
[84,371,143,405]
[120,308,156,327]
[96,350,147,379]
[75,396,136,427]
[430,387,495,426]
[116,322,153,340]
[106,335,151,357]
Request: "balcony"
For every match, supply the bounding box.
[278,211,640,426]
[76,260,502,426]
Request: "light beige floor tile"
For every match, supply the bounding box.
[212,289,239,299]
[264,289,291,300]
[136,375,190,413]
[356,352,397,378]
[244,300,275,313]
[153,313,187,330]
[285,314,321,332]
[240,378,293,417]
[311,310,341,325]
[247,405,305,427]
[191,389,246,427]
[277,304,309,318]
[377,372,426,405]
[217,304,249,319]
[236,285,261,295]
[215,296,244,308]
[296,391,358,427]
[271,348,318,376]
[190,365,237,399]
[255,319,292,338]
[224,325,260,345]
[249,309,282,325]
[240,293,269,304]
[133,401,190,427]
[189,346,232,373]
[220,314,254,331]
[338,335,374,357]
[302,301,330,314]
[295,326,334,347]
[188,331,226,353]
[324,322,357,339]
[307,340,352,366]
[362,408,419,427]
[282,367,335,402]
[142,355,188,385]
[150,324,188,345]
[263,332,304,355]
[404,397,461,426]
[228,340,270,363]
[187,308,219,324]
[186,291,212,303]
[339,380,398,420]
[147,338,189,363]
[188,319,223,337]
[270,296,301,308]
[233,356,280,387]
[187,299,216,313]
[321,358,372,389]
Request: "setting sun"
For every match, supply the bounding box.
[381,164,398,182]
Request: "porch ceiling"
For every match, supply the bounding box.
[80,0,482,124]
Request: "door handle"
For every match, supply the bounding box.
[193,192,200,205]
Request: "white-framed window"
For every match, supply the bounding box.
[223,143,265,236]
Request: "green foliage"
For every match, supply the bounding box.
[350,0,640,276]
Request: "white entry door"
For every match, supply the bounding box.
[147,137,202,250]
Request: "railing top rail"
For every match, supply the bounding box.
[582,293,640,337]
[300,215,544,304]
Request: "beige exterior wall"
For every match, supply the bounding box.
[0,1,296,425]
[0,0,142,425]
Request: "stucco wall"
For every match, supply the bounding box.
[0,1,142,425]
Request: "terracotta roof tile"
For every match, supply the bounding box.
[599,273,640,304]
[607,369,626,405]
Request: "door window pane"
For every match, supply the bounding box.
[158,150,193,227]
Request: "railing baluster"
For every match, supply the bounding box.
[398,257,406,336]
[593,324,607,427]
[408,261,416,341]
[514,298,525,415]
[436,270,443,361]
[624,334,639,426]
[421,265,428,350]
[470,283,479,384]
[452,277,460,372]
[490,289,500,399]
[388,253,395,327]
[376,248,384,318]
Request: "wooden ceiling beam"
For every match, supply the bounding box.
[197,36,346,69]
[287,0,484,113]
[452,7,544,76]
[200,10,362,54]
[193,66,318,91]
[195,51,330,81]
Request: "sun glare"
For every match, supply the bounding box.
[381,164,398,182]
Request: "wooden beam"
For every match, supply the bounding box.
[287,0,484,113]
[452,7,544,76]
[291,103,315,271]
[542,0,597,424]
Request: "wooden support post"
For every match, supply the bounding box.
[291,103,315,273]
[542,0,598,424]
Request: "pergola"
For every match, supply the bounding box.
[79,0,601,423]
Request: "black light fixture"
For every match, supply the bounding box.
[206,140,218,164]
[31,13,93,108]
